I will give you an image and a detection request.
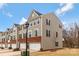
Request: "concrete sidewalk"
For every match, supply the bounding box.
[0,49,38,56]
[0,49,21,56]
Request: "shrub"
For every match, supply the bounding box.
[13,48,20,51]
[0,47,2,48]
[40,48,43,51]
[1,47,4,49]
[8,47,12,49]
[21,51,29,56]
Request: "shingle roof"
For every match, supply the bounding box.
[14,24,19,26]
[33,9,42,15]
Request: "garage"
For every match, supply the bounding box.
[20,43,26,49]
[12,44,16,49]
[0,44,2,47]
[2,44,5,48]
[19,36,41,51]
[8,44,11,48]
[29,43,41,51]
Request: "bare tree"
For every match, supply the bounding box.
[63,23,79,48]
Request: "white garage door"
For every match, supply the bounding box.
[0,44,1,47]
[8,44,10,47]
[12,44,16,49]
[3,44,5,48]
[20,43,26,49]
[29,43,41,51]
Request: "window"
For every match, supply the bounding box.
[55,42,58,46]
[34,22,36,25]
[59,24,62,28]
[46,30,48,37]
[37,20,39,24]
[11,31,12,33]
[23,33,26,38]
[10,36,13,40]
[56,32,58,38]
[46,19,50,25]
[49,30,50,37]
[2,39,5,42]
[49,20,50,25]
[3,38,5,42]
[7,32,8,35]
[78,31,79,37]
[14,30,16,32]
[23,25,26,29]
[30,23,32,26]
[46,30,50,37]
[29,34,31,38]
[35,30,37,36]
[18,34,22,39]
[46,19,48,25]
[29,32,31,38]
[18,26,22,31]
[13,36,16,40]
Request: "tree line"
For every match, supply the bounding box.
[63,23,79,48]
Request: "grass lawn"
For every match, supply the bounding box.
[30,48,79,56]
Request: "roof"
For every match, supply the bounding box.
[14,24,19,27]
[33,9,42,15]
[27,9,42,22]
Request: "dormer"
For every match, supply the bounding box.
[28,9,42,22]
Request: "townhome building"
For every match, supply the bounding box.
[27,10,63,50]
[7,24,19,49]
[0,32,3,48]
[0,32,7,48]
[0,10,63,51]
[0,24,19,49]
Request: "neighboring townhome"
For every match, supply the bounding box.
[0,32,7,48]
[0,9,63,51]
[7,24,20,49]
[0,32,2,48]
[17,24,27,49]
